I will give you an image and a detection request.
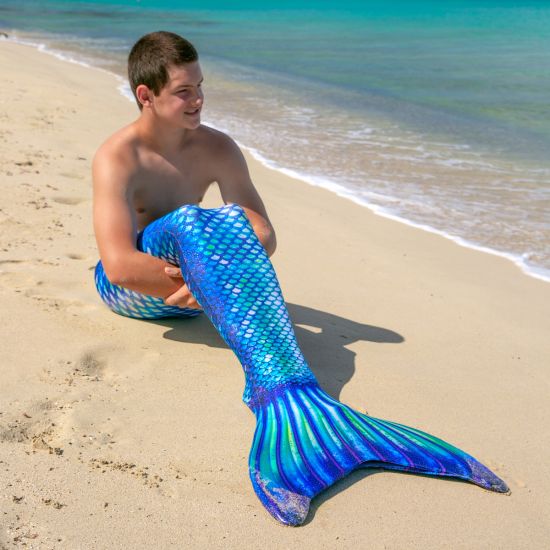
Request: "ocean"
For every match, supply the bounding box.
[1,0,549,281]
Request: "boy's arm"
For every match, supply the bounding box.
[214,135,277,257]
[92,147,200,308]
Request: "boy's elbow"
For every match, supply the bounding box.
[104,265,124,287]
[252,222,277,257]
[102,256,128,287]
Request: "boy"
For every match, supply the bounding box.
[93,31,276,312]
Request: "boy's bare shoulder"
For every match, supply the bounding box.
[93,124,139,164]
[92,124,140,187]
[197,125,247,176]
[199,125,241,154]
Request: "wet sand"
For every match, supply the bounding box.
[1,40,549,549]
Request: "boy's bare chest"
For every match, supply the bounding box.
[132,154,214,229]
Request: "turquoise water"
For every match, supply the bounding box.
[1,0,550,280]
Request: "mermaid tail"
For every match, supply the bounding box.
[250,384,508,525]
[94,203,508,525]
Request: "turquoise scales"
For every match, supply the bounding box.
[94,203,508,525]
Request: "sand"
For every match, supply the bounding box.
[1,40,549,549]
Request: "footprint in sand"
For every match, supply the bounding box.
[55,348,113,386]
[0,262,94,313]
[74,350,107,380]
[23,290,98,315]
[25,351,113,450]
[0,398,62,453]
[0,269,37,292]
[0,257,99,313]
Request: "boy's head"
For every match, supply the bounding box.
[128,31,199,110]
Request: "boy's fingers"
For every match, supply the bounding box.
[164,266,183,277]
[164,286,188,306]
[185,295,202,310]
[183,297,202,310]
[164,285,202,309]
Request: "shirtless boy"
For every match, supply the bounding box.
[93,31,276,311]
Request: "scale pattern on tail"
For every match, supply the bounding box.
[94,203,508,525]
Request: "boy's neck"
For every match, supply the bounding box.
[134,111,195,156]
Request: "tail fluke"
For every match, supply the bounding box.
[249,384,508,526]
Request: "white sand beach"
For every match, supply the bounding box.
[1,40,549,548]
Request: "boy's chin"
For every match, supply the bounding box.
[169,118,200,131]
[183,115,201,128]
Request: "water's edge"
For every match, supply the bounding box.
[5,34,548,284]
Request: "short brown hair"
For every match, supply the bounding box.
[128,31,199,110]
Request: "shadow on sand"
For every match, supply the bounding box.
[147,301,403,400]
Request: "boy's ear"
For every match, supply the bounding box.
[136,84,154,109]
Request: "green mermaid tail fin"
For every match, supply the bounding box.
[249,384,508,526]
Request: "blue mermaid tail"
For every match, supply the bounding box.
[94,203,508,526]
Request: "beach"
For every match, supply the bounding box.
[1,38,550,549]
[4,1,550,282]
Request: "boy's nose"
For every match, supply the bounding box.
[193,90,204,104]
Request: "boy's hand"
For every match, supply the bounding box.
[164,266,202,309]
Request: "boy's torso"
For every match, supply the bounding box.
[113,123,221,230]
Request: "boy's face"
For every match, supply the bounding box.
[151,61,204,129]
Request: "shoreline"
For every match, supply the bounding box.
[1,39,550,548]
[3,32,549,284]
